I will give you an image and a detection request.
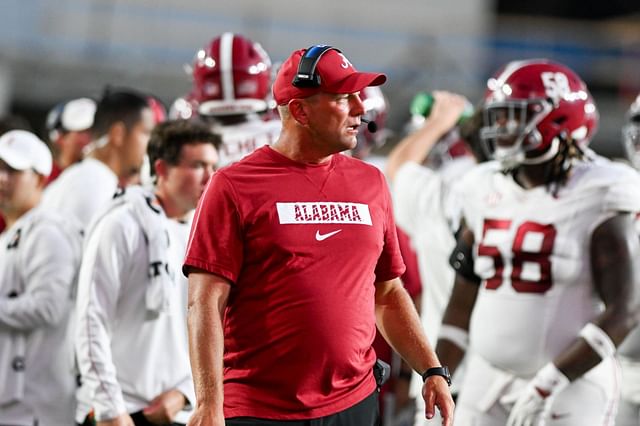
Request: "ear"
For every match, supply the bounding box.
[35,173,48,190]
[154,158,168,180]
[287,99,311,126]
[108,122,127,148]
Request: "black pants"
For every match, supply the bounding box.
[130,411,185,426]
[77,411,185,426]
[225,391,380,426]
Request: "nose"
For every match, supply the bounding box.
[494,109,509,126]
[350,93,366,116]
[0,167,10,183]
[202,164,216,183]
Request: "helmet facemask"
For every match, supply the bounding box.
[623,97,640,170]
[480,98,553,169]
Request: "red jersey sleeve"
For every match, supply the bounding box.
[373,174,406,282]
[183,171,244,284]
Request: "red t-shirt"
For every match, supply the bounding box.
[184,146,405,419]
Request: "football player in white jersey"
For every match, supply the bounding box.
[0,130,82,426]
[617,93,640,426]
[387,92,486,426]
[435,59,640,426]
[170,32,281,168]
[74,119,220,426]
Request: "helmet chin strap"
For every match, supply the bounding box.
[521,137,560,165]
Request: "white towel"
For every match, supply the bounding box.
[85,186,174,314]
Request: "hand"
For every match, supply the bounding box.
[500,363,569,426]
[429,91,470,134]
[143,389,187,424]
[187,404,225,426]
[422,375,455,426]
[97,413,135,426]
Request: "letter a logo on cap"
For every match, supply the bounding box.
[338,53,352,69]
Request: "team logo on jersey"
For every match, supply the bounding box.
[276,202,372,225]
[484,191,502,207]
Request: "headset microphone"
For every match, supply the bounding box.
[361,118,378,133]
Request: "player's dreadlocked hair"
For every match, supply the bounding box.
[545,134,589,196]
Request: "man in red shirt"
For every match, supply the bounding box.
[183,45,454,426]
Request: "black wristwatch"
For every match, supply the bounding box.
[421,366,451,386]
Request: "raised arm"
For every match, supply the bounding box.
[386,91,469,182]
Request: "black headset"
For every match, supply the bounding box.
[292,45,342,88]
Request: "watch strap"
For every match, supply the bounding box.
[421,366,451,386]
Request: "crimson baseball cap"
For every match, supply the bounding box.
[0,130,52,176]
[272,47,387,105]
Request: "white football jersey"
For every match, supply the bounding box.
[460,157,640,375]
[212,118,281,167]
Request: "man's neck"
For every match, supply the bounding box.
[89,146,122,179]
[513,161,553,189]
[1,203,37,229]
[271,133,335,164]
[154,188,189,221]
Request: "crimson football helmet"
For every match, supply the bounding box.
[480,59,598,168]
[623,94,640,169]
[190,32,272,116]
[353,86,389,158]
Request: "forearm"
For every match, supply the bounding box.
[76,302,127,420]
[0,239,76,330]
[187,304,225,412]
[187,272,230,420]
[553,213,640,381]
[386,120,450,182]
[554,308,635,381]
[375,279,441,373]
[435,273,479,376]
[0,285,70,330]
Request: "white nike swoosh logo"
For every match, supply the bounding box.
[315,229,342,241]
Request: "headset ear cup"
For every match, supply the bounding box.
[292,45,340,88]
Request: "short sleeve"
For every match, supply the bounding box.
[183,171,244,284]
[374,173,406,282]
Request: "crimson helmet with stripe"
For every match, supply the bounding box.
[480,59,598,169]
[191,32,272,116]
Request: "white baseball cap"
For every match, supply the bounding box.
[61,97,96,132]
[0,130,53,176]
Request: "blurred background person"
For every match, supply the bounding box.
[617,92,640,426]
[436,59,640,426]
[351,85,423,426]
[0,114,33,234]
[44,97,96,183]
[0,130,82,426]
[75,119,220,426]
[387,90,485,426]
[41,87,155,231]
[170,32,281,168]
